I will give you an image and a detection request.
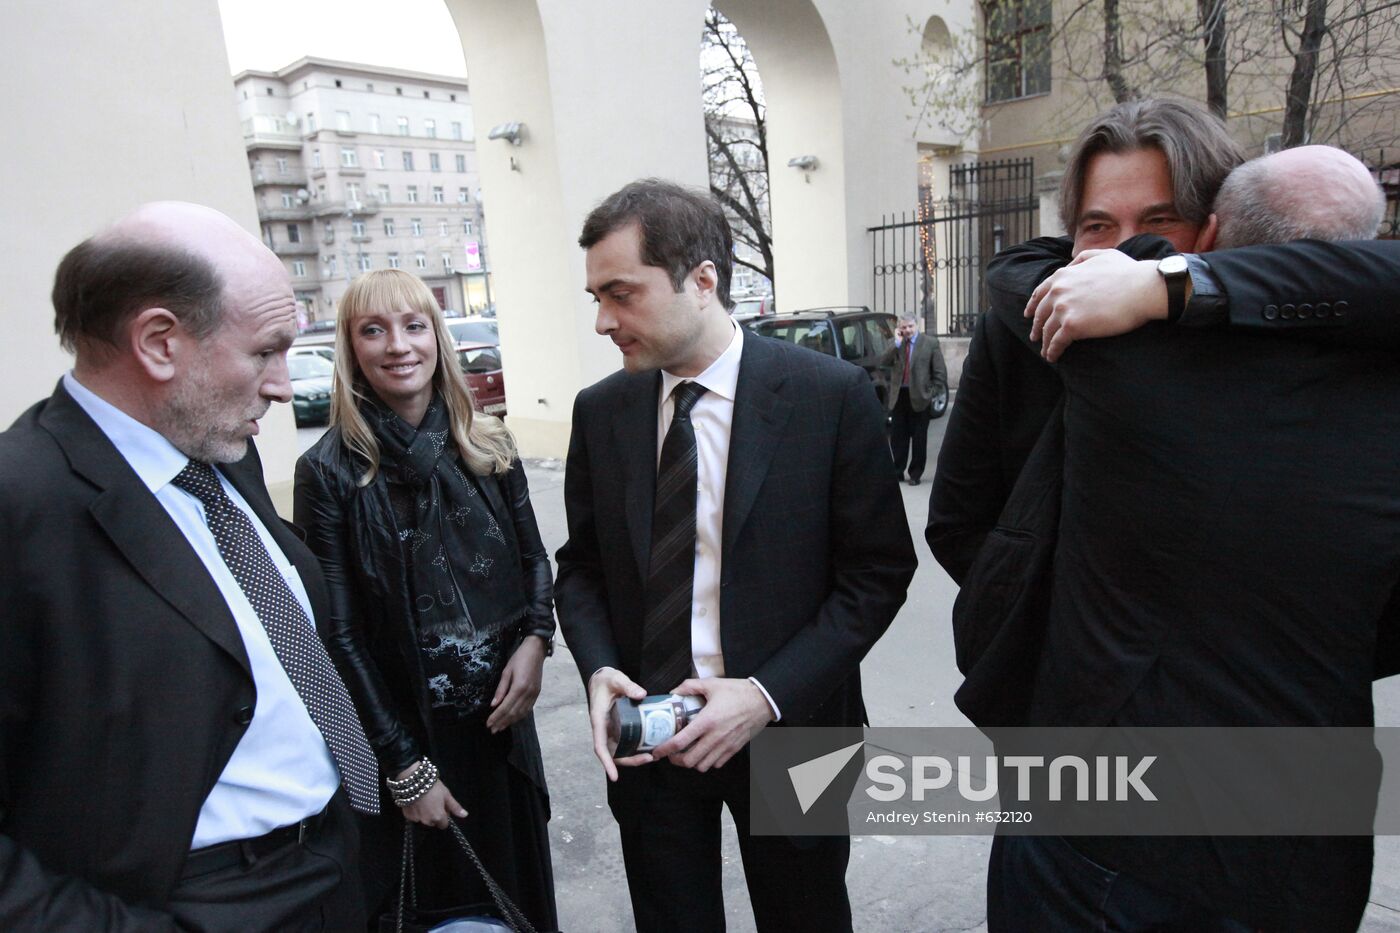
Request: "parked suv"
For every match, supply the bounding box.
[743,306,948,415]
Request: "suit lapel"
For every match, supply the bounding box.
[722,337,793,569]
[614,371,662,580]
[41,385,252,674]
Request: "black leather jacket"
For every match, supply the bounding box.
[294,427,555,776]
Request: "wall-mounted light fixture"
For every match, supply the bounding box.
[787,154,819,184]
[487,121,526,146]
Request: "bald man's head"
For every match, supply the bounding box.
[52,201,281,359]
[1214,146,1385,249]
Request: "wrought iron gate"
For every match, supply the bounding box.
[869,158,1039,336]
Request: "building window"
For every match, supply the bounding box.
[306,112,317,131]
[292,260,306,277]
[287,224,301,243]
[369,113,381,134]
[336,110,351,131]
[415,252,427,269]
[346,182,361,202]
[340,147,358,167]
[455,154,466,173]
[327,255,338,275]
[425,119,437,138]
[441,253,453,271]
[406,186,419,204]
[462,218,473,235]
[411,218,423,236]
[384,218,396,236]
[266,87,274,96]
[397,116,409,135]
[432,186,445,204]
[357,253,371,272]
[352,220,366,237]
[377,184,390,203]
[423,90,430,99]
[388,253,401,269]
[373,150,386,169]
[402,151,415,171]
[281,192,295,208]
[396,86,403,96]
[262,226,274,248]
[317,184,327,200]
[429,152,440,172]
[312,149,323,169]
[449,93,457,102]
[439,220,449,236]
[457,187,470,204]
[451,121,463,140]
[324,222,334,239]
[334,79,343,88]
[275,157,289,173]
[984,0,1051,103]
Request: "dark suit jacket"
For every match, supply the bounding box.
[555,333,916,732]
[883,333,948,413]
[0,383,334,931]
[957,237,1400,929]
[927,235,1400,588]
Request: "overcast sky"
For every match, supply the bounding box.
[217,0,468,77]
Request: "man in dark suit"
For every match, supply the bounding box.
[555,179,916,932]
[928,99,1243,586]
[971,147,1400,930]
[884,314,947,486]
[0,202,376,931]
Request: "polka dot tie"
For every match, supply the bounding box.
[173,460,380,815]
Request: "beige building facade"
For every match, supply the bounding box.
[235,58,492,324]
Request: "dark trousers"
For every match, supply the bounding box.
[608,751,851,933]
[987,835,1252,933]
[887,387,931,480]
[167,790,364,933]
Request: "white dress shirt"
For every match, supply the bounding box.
[657,322,781,719]
[64,373,340,848]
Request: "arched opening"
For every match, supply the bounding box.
[700,8,773,301]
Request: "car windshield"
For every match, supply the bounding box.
[458,346,502,374]
[448,319,499,345]
[288,355,334,381]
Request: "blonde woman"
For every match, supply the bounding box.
[294,270,556,927]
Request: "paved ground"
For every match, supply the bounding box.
[297,411,1400,932]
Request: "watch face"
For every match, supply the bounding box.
[1159,255,1189,276]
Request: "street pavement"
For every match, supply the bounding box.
[296,411,1400,932]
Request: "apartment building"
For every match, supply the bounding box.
[234,57,490,324]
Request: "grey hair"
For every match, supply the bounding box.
[1214,149,1385,248]
[1059,98,1246,233]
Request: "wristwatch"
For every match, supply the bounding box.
[1157,254,1190,323]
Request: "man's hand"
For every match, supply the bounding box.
[1025,250,1168,361]
[395,762,468,829]
[652,677,775,772]
[588,666,651,781]
[486,635,547,734]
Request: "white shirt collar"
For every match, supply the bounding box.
[660,318,743,405]
[63,371,194,494]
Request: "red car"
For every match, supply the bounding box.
[457,340,507,417]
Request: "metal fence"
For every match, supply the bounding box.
[869,158,1038,335]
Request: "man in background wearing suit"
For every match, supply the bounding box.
[0,202,377,931]
[884,314,947,487]
[555,179,916,933]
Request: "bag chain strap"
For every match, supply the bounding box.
[395,820,541,933]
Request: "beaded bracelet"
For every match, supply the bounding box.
[386,758,439,807]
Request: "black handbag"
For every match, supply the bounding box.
[380,821,542,933]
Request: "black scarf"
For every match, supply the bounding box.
[366,393,523,640]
